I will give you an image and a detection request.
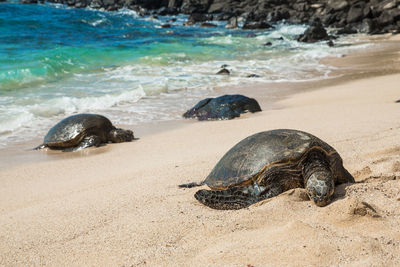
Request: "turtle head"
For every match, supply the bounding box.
[305,171,334,207]
[108,128,134,143]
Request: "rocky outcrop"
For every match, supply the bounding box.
[297,18,330,42]
[242,20,273,30]
[180,0,212,14]
[184,12,213,25]
[20,0,38,3]
[225,16,238,29]
[25,0,400,35]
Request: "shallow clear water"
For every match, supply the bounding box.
[0,2,370,147]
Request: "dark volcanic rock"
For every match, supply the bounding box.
[181,0,212,14]
[183,94,262,121]
[21,0,38,3]
[327,0,349,11]
[297,19,329,43]
[242,21,273,30]
[357,18,378,34]
[130,0,167,10]
[89,0,102,9]
[337,25,358,35]
[266,7,290,22]
[216,68,230,75]
[184,12,212,25]
[35,0,400,35]
[156,7,179,15]
[225,16,238,29]
[74,1,87,8]
[347,3,365,23]
[207,0,227,13]
[378,8,400,27]
[168,0,183,8]
[200,22,217,27]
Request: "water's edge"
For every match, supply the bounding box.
[1,3,380,148]
[2,34,400,170]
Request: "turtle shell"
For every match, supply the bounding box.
[43,113,113,148]
[183,94,261,121]
[205,129,343,189]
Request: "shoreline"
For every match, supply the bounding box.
[1,34,400,265]
[2,33,399,170]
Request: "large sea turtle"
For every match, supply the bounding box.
[179,129,354,209]
[35,113,134,152]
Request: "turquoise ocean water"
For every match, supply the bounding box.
[0,2,369,147]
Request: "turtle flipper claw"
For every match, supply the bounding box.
[194,187,259,210]
[33,144,47,150]
[178,181,205,188]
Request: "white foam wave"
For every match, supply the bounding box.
[82,18,109,27]
[0,110,34,136]
[115,8,140,18]
[0,86,146,146]
[35,86,145,115]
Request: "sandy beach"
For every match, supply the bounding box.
[1,36,400,266]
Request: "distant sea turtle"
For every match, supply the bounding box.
[183,94,261,121]
[35,113,134,152]
[179,129,354,209]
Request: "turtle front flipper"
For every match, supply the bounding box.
[194,184,280,210]
[62,135,102,152]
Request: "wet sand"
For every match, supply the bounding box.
[1,35,400,266]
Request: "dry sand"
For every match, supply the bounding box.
[1,38,400,266]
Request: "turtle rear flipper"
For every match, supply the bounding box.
[62,135,102,152]
[33,144,47,150]
[178,181,205,188]
[195,186,264,210]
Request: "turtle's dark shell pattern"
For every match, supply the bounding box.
[36,113,134,152]
[43,114,114,148]
[184,129,354,209]
[205,129,346,189]
[183,94,261,121]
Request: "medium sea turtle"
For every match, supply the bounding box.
[179,129,354,209]
[183,94,261,121]
[35,113,134,152]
